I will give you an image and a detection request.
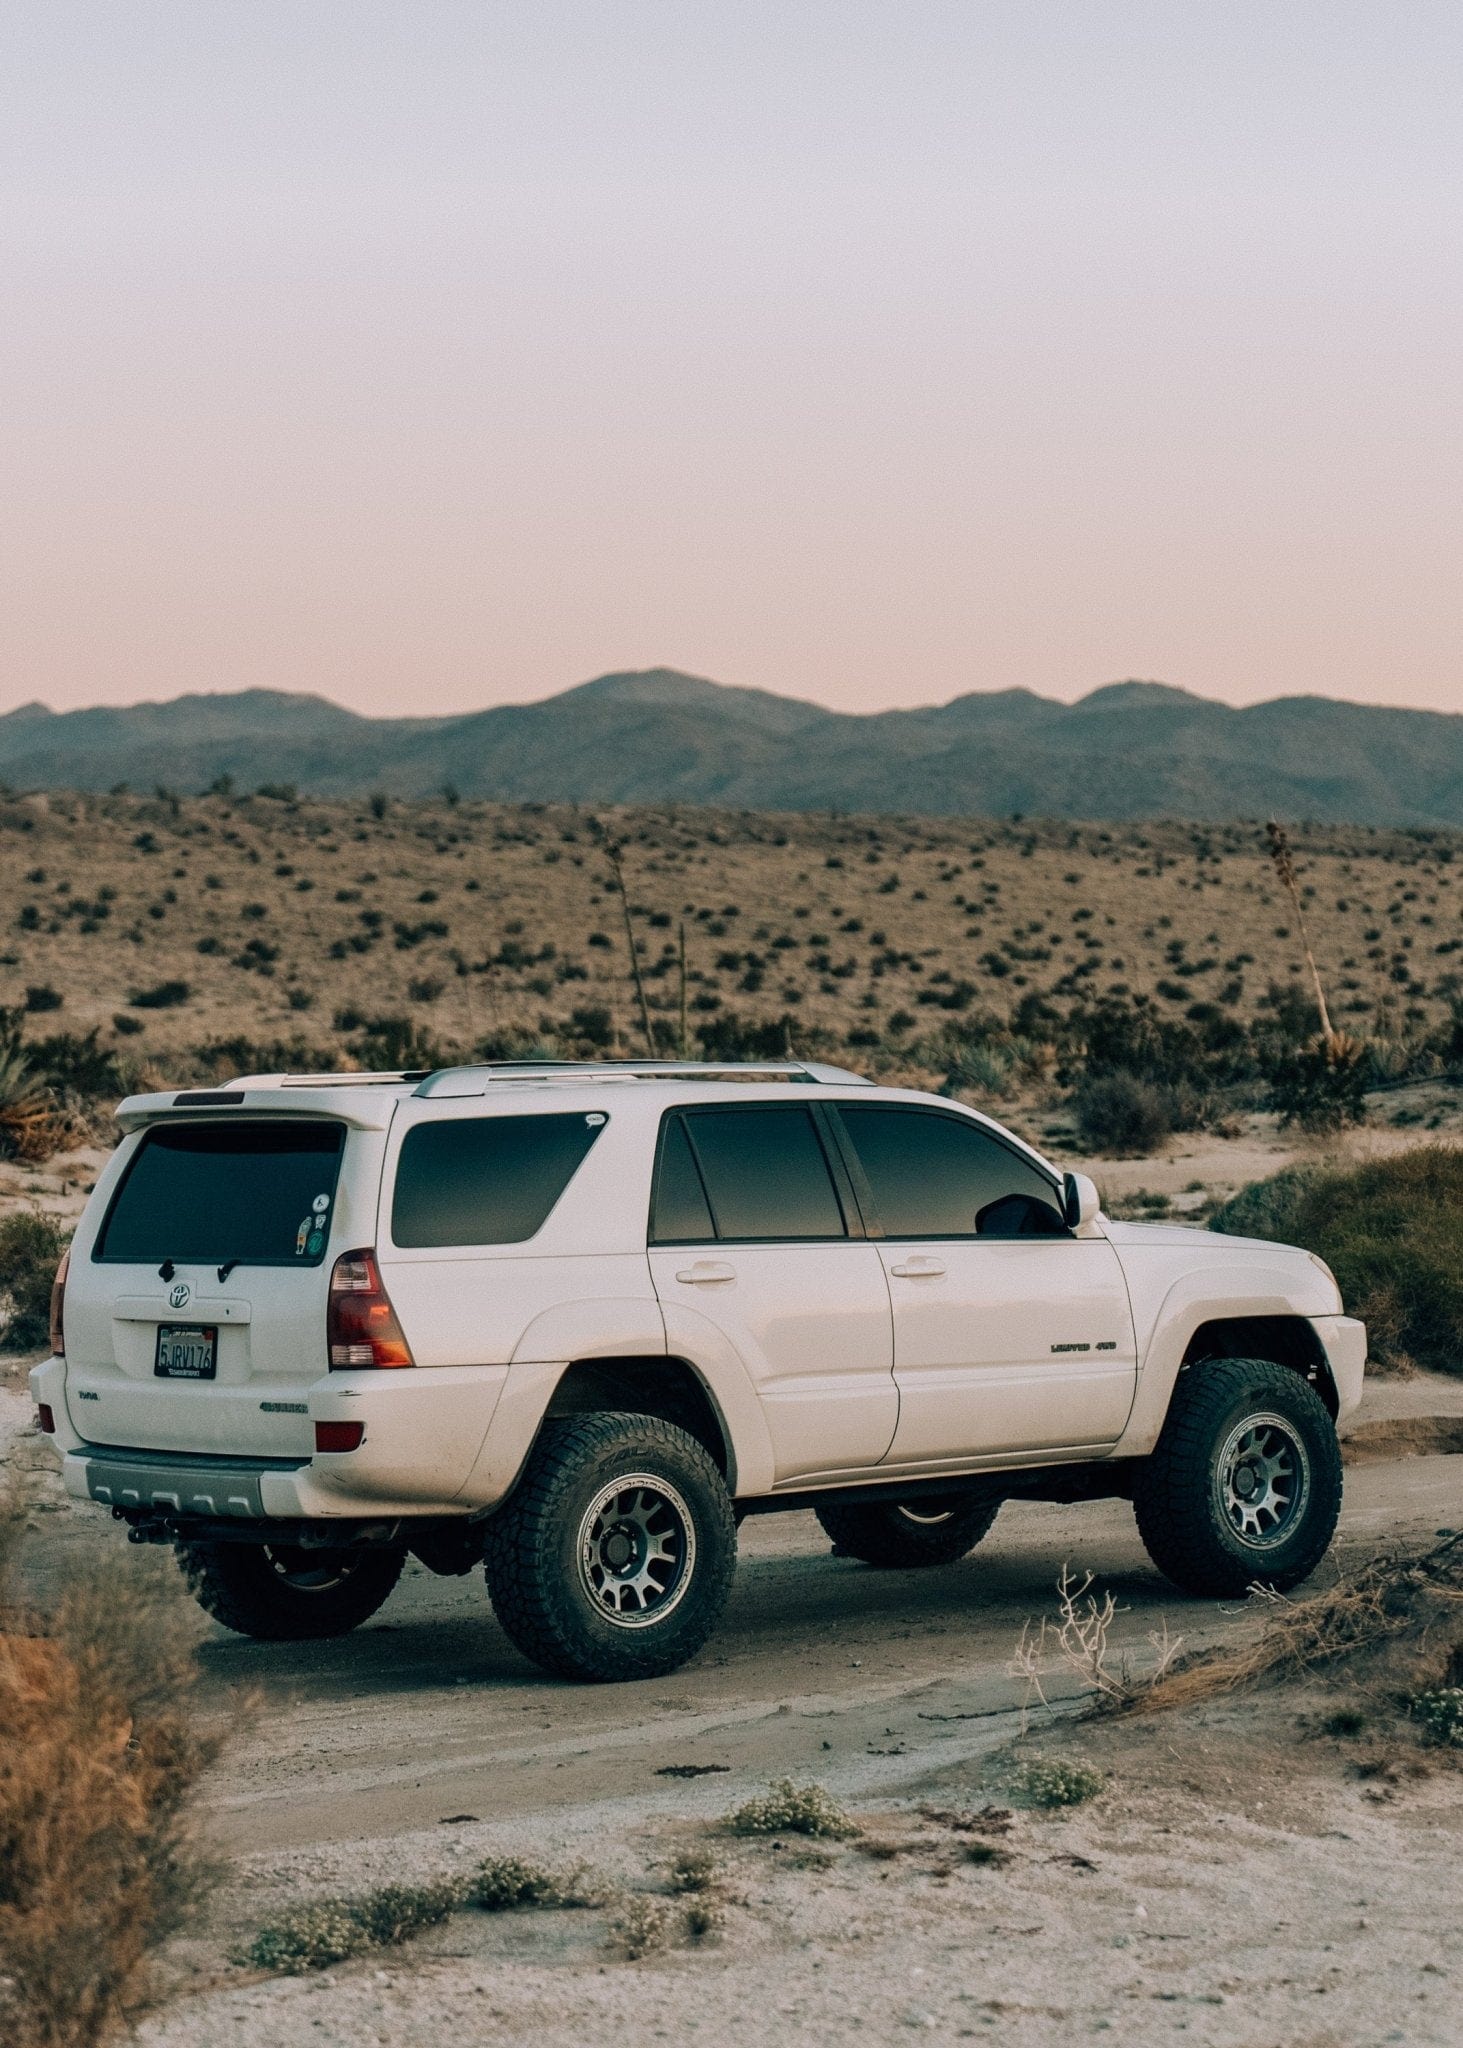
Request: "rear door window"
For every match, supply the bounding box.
[836,1105,1065,1239]
[674,1106,848,1242]
[96,1120,345,1266]
[391,1111,606,1248]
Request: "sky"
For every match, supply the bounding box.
[2,3,1461,721]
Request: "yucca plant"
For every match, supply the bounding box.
[0,1013,57,1163]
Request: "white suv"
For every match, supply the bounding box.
[31,1060,1366,1682]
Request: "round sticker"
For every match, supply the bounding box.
[312,1194,330,1214]
[306,1231,324,1256]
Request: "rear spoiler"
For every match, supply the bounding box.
[115,1088,400,1133]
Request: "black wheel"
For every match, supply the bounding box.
[815,1493,1001,1568]
[483,1412,736,1683]
[1133,1357,1342,1598]
[176,1539,404,1640]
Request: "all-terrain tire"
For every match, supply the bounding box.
[482,1412,737,1683]
[176,1539,405,1640]
[1133,1357,1342,1598]
[815,1495,1001,1568]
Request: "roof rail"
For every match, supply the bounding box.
[412,1059,873,1098]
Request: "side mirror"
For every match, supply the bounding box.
[1062,1170,1101,1232]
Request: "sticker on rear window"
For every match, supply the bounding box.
[294,1216,311,1255]
[312,1193,330,1213]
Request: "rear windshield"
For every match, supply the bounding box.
[96,1121,345,1267]
[391,1112,605,1248]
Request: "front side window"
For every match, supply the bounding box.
[392,1112,605,1248]
[97,1119,344,1266]
[656,1106,848,1243]
[837,1105,1065,1239]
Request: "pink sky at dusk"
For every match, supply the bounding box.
[2,3,1461,722]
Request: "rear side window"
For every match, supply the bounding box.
[669,1107,847,1243]
[391,1112,605,1248]
[837,1105,1065,1239]
[650,1116,716,1243]
[96,1120,345,1266]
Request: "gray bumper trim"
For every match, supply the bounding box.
[80,1444,308,1520]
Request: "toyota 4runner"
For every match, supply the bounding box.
[30,1059,1365,1682]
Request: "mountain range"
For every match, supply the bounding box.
[2,670,1460,827]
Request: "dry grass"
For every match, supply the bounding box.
[1131,1532,1463,1716]
[2,790,1460,1088]
[0,1489,226,2048]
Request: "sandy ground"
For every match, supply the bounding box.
[4,1395,1460,2048]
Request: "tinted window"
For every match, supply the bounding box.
[650,1116,715,1243]
[684,1107,846,1242]
[97,1120,344,1266]
[392,1112,604,1248]
[838,1106,1064,1239]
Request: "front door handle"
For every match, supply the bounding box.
[889,1256,946,1278]
[675,1260,736,1285]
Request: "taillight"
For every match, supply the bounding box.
[37,1404,56,1435]
[314,1419,365,1453]
[50,1247,69,1357]
[327,1249,414,1369]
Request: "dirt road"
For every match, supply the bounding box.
[172,1456,1459,1860]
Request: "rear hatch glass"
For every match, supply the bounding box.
[97,1120,345,1268]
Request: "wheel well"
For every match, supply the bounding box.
[1182,1315,1338,1417]
[544,1356,732,1478]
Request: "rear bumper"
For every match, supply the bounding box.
[43,1360,511,1520]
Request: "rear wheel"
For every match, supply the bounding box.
[1133,1357,1342,1597]
[483,1412,736,1682]
[176,1539,404,1640]
[816,1494,1001,1569]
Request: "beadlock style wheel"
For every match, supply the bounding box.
[576,1474,696,1628]
[1215,1412,1311,1550]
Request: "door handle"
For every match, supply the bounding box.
[675,1260,736,1285]
[889,1257,946,1278]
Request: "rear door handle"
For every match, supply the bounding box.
[889,1257,946,1278]
[675,1260,736,1285]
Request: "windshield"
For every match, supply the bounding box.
[95,1120,345,1267]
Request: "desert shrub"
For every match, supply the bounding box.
[0,1212,68,1352]
[723,1778,858,1839]
[609,1894,673,1959]
[1211,1148,1463,1374]
[0,1517,223,2047]
[25,1028,124,1102]
[23,986,62,1014]
[694,1014,797,1062]
[1017,1757,1104,1809]
[127,980,190,1011]
[1410,1686,1463,1747]
[1263,1034,1371,1131]
[1071,1073,1175,1156]
[468,1856,586,1911]
[187,1036,339,1083]
[343,1014,447,1072]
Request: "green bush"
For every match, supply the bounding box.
[1264,1035,1370,1131]
[1071,1073,1175,1156]
[723,1777,858,1839]
[1210,1147,1463,1374]
[0,1211,68,1352]
[1017,1757,1105,1809]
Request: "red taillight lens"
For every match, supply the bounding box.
[50,1247,70,1357]
[327,1249,414,1369]
[37,1404,56,1435]
[314,1419,365,1454]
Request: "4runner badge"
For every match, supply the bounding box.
[168,1282,191,1310]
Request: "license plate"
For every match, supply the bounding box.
[154,1325,218,1380]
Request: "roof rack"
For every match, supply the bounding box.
[412,1059,873,1098]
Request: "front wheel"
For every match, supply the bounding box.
[1133,1357,1342,1598]
[816,1494,1001,1568]
[176,1538,404,1640]
[483,1412,737,1682]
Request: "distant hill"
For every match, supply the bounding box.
[2,670,1461,826]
